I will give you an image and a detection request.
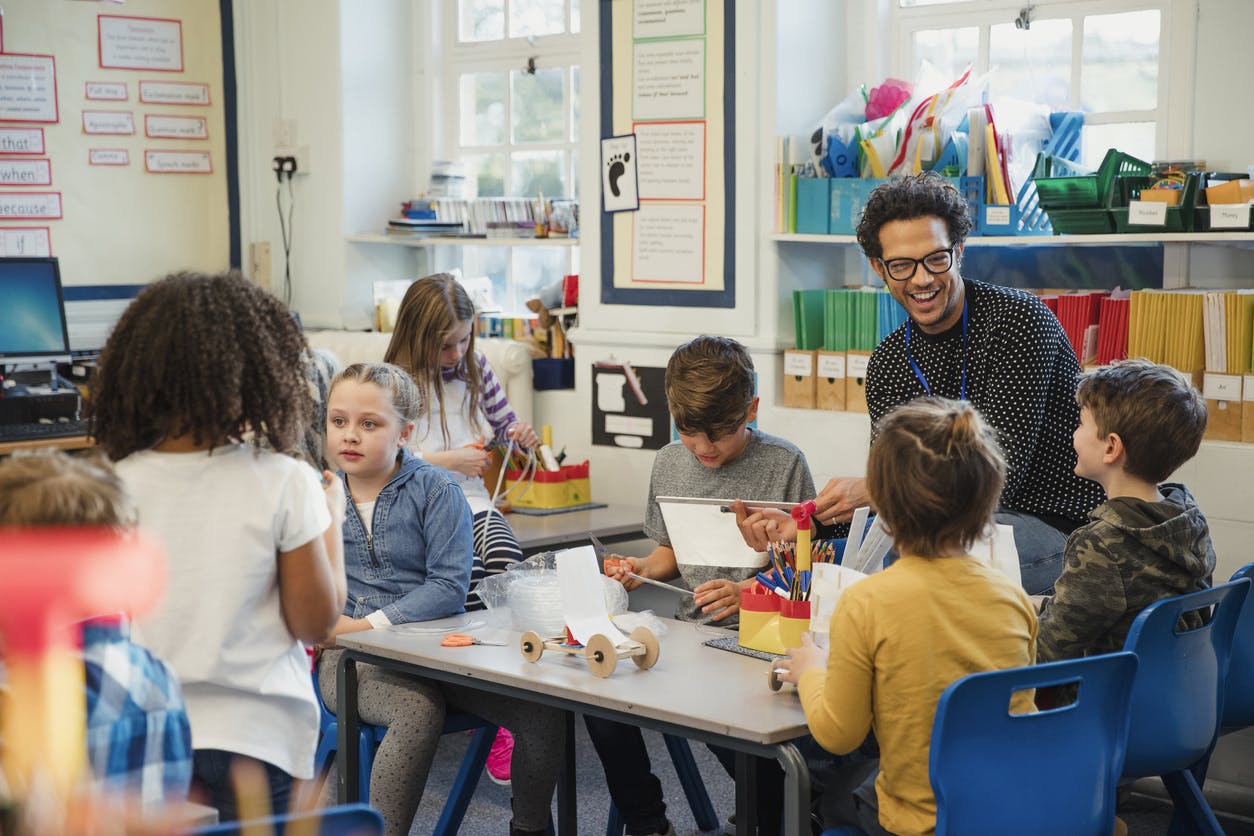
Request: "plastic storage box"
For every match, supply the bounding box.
[1034,149,1153,234]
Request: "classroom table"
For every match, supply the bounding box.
[335,616,812,836]
[506,503,646,554]
[0,434,93,457]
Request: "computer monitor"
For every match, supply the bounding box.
[0,256,71,368]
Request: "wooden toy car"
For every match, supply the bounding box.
[519,626,660,677]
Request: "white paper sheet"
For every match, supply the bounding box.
[556,546,627,646]
[970,523,1021,587]
[658,499,774,569]
[809,563,868,635]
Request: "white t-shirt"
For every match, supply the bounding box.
[119,444,330,779]
[410,377,494,514]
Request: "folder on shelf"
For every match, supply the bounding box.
[793,289,826,350]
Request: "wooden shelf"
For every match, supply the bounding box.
[348,233,578,247]
[772,232,1254,246]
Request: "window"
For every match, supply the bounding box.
[893,0,1193,170]
[438,0,581,315]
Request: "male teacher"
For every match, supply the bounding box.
[745,174,1103,594]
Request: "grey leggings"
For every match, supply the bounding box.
[317,648,564,836]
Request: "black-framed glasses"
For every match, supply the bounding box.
[879,247,955,281]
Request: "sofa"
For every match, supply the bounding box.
[304,330,535,423]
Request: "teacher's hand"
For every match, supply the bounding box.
[812,477,871,526]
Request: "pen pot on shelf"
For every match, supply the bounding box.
[777,598,812,652]
[738,585,784,654]
[562,460,591,505]
[504,467,569,509]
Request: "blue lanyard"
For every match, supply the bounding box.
[905,299,968,400]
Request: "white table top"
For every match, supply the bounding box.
[336,614,809,746]
[506,503,646,554]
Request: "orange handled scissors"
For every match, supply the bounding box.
[440,633,507,648]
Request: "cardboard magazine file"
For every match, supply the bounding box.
[1244,374,1254,443]
[845,350,872,414]
[1202,372,1243,442]
[782,349,817,409]
[815,351,848,411]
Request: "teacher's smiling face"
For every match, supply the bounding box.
[871,216,966,335]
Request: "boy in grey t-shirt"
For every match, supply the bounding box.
[592,335,815,836]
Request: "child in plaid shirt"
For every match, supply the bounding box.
[0,450,192,810]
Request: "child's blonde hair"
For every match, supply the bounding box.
[329,362,424,425]
[383,273,480,446]
[867,397,1005,557]
[0,449,134,527]
[91,271,312,460]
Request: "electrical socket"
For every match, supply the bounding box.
[274,145,310,176]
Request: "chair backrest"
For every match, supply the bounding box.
[1224,564,1254,728]
[187,803,383,835]
[1121,577,1251,777]
[930,652,1138,836]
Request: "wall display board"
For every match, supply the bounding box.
[0,1,228,286]
[599,0,735,308]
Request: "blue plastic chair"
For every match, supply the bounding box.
[1220,563,1254,729]
[187,802,382,835]
[604,734,719,835]
[930,653,1138,835]
[1120,577,1251,836]
[311,672,497,836]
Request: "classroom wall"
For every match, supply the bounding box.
[0,0,229,288]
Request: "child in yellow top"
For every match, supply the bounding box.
[778,397,1037,836]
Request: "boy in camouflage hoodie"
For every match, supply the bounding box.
[1036,359,1214,662]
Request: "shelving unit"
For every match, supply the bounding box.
[347,233,578,248]
[772,232,1254,246]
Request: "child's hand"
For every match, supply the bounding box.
[448,445,492,477]
[731,500,794,551]
[813,477,871,526]
[693,578,740,621]
[603,555,640,590]
[777,632,828,684]
[322,469,346,527]
[507,421,539,450]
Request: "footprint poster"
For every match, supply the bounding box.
[600,134,639,213]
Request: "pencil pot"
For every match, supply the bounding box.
[777,599,812,651]
[562,461,591,505]
[738,586,783,654]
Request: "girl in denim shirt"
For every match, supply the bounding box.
[314,363,562,836]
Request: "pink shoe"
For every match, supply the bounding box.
[486,727,514,786]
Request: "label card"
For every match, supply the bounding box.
[817,353,846,379]
[83,110,135,135]
[85,81,127,101]
[138,80,209,106]
[0,127,44,154]
[1210,204,1251,230]
[144,150,211,174]
[985,205,1011,226]
[89,148,130,166]
[0,54,58,123]
[0,192,62,219]
[783,350,813,376]
[1128,200,1168,226]
[1203,373,1242,402]
[0,158,51,186]
[144,114,207,140]
[1244,375,1254,403]
[847,353,871,378]
[0,227,51,256]
[99,15,184,72]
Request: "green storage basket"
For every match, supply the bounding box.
[1034,148,1152,211]
[1110,172,1200,233]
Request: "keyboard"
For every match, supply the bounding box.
[0,419,90,442]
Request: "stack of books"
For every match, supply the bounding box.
[386,217,465,237]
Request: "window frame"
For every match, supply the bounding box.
[888,0,1197,161]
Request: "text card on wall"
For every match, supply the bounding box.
[99,16,184,72]
[0,54,58,123]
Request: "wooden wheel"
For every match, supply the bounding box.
[585,633,618,677]
[629,626,660,670]
[520,630,544,663]
[767,665,783,692]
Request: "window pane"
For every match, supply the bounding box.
[511,150,566,198]
[453,246,509,312]
[509,0,565,38]
[1082,11,1159,112]
[911,27,977,84]
[1081,122,1155,170]
[460,0,504,42]
[900,0,967,6]
[509,247,570,313]
[570,65,581,142]
[460,72,505,146]
[511,67,565,143]
[571,0,581,34]
[465,153,507,197]
[989,18,1071,109]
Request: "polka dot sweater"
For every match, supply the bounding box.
[866,278,1105,525]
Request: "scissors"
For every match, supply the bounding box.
[440,633,507,648]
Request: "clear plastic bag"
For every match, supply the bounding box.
[471,551,629,636]
[609,609,668,637]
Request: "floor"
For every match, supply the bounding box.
[403,720,1254,835]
